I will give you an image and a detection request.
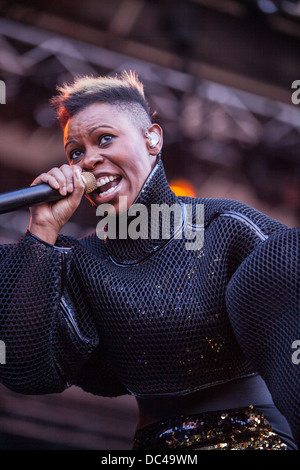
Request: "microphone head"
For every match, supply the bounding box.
[81,172,97,194]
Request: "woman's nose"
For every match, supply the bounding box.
[82,150,104,170]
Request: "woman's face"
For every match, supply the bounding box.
[63,102,162,214]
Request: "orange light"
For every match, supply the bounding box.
[170,179,196,198]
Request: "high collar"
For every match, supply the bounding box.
[104,156,181,264]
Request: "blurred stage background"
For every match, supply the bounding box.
[0,0,299,450]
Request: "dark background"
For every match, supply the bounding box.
[0,0,299,449]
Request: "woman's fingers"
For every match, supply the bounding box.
[31,165,83,197]
[60,164,74,194]
[31,168,66,195]
[29,164,86,244]
[72,165,85,194]
[49,165,74,196]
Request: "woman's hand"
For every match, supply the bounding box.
[29,164,85,244]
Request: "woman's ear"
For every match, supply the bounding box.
[145,124,163,155]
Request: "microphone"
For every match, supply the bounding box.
[0,172,97,215]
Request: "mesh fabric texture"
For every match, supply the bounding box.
[226,228,300,446]
[0,156,298,444]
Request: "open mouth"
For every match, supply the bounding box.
[96,175,122,197]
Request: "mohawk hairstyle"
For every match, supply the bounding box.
[50,70,153,129]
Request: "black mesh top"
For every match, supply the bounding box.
[0,156,299,445]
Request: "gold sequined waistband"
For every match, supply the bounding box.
[133,405,287,450]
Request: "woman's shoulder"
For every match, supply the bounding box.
[178,195,288,235]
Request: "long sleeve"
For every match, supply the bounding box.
[226,228,300,446]
[0,231,99,395]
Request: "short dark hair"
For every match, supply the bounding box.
[50,70,153,129]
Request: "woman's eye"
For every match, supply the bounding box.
[99,134,113,146]
[70,149,83,161]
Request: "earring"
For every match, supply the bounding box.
[145,129,159,148]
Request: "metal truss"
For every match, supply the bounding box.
[0,12,300,217]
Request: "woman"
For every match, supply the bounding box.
[0,71,299,450]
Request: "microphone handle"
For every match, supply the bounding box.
[0,184,64,214]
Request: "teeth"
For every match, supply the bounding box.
[97,175,118,188]
[99,185,118,197]
[96,176,121,197]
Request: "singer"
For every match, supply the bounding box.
[0,71,299,450]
